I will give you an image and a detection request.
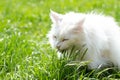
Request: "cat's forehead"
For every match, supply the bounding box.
[52,24,69,36]
[60,17,75,25]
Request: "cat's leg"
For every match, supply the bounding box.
[108,39,120,69]
[87,54,109,69]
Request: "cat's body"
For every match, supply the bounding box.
[48,10,120,69]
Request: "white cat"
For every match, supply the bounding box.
[48,10,120,69]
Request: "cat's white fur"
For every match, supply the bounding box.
[48,10,120,69]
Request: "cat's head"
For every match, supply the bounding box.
[48,10,85,52]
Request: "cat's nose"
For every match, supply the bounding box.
[56,45,60,50]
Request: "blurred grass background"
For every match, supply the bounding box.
[0,0,120,79]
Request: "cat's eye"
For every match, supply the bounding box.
[53,35,57,39]
[62,39,69,42]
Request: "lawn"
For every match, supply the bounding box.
[0,0,120,80]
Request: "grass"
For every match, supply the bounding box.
[0,0,120,80]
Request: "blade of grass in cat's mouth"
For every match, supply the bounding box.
[57,49,67,53]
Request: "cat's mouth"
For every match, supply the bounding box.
[61,50,68,53]
[57,47,70,53]
[57,46,74,54]
[57,49,67,53]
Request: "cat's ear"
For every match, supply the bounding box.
[73,18,85,33]
[50,10,63,23]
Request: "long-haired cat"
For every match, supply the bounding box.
[47,10,120,69]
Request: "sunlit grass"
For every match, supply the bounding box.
[0,0,120,79]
